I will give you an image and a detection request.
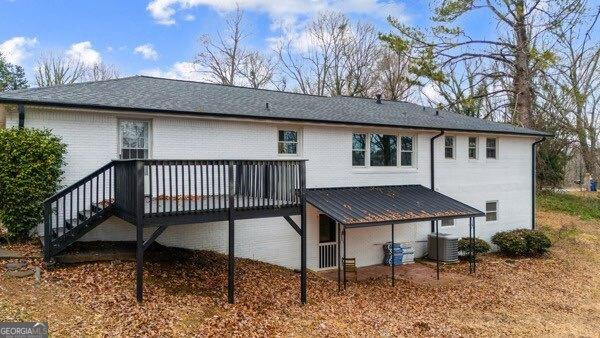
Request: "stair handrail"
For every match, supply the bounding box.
[43,161,116,204]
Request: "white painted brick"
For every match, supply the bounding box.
[16,109,536,269]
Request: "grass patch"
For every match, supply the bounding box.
[538,191,600,220]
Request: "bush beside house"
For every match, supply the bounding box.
[491,229,552,257]
[0,128,66,240]
[457,237,491,258]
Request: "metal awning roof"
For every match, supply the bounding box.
[306,185,485,227]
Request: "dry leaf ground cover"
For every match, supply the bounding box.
[1,191,600,336]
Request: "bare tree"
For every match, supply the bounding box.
[276,12,382,97]
[540,6,600,176]
[375,48,414,101]
[35,52,86,87]
[382,0,586,127]
[195,6,247,85]
[238,51,276,89]
[86,62,120,81]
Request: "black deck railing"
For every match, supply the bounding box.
[43,159,305,259]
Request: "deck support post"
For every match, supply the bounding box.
[391,223,395,287]
[300,161,307,304]
[337,222,341,292]
[436,220,440,280]
[228,163,235,304]
[135,160,145,303]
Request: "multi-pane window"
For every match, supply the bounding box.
[486,201,498,221]
[278,130,298,154]
[370,134,397,166]
[119,120,150,159]
[468,137,478,159]
[444,136,455,159]
[441,219,454,227]
[486,138,497,159]
[352,133,366,166]
[400,136,414,166]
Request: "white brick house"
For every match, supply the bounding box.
[0,76,550,273]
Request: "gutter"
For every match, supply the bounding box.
[531,137,546,230]
[430,130,445,232]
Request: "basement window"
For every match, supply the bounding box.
[486,201,498,221]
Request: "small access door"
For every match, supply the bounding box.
[318,214,338,269]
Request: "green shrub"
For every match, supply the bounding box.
[457,237,490,256]
[0,128,66,240]
[491,229,552,257]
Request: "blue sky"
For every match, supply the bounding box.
[0,0,490,85]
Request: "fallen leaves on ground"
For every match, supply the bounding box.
[0,210,599,336]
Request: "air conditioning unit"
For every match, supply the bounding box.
[428,233,459,262]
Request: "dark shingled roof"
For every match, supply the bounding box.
[0,75,550,136]
[306,185,484,227]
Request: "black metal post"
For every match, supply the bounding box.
[135,160,145,303]
[436,220,440,280]
[300,161,307,304]
[469,217,474,274]
[337,222,341,292]
[391,223,395,287]
[343,227,347,290]
[43,201,52,263]
[17,104,25,129]
[228,163,235,304]
[472,217,476,274]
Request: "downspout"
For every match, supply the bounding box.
[430,130,444,232]
[531,137,545,230]
[18,104,25,129]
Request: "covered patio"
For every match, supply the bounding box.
[306,185,485,290]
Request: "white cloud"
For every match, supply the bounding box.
[140,61,210,82]
[420,83,443,105]
[183,14,196,21]
[0,36,38,64]
[147,0,405,26]
[134,44,159,60]
[65,41,101,66]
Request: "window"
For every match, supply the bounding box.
[352,133,366,166]
[486,138,497,159]
[400,136,414,166]
[468,137,478,159]
[278,130,298,155]
[441,219,454,227]
[119,120,150,159]
[370,134,397,166]
[486,201,498,221]
[319,214,337,243]
[444,136,455,159]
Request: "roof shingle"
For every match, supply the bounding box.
[0,75,550,136]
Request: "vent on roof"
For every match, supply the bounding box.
[375,94,382,104]
[435,110,439,116]
[266,102,270,110]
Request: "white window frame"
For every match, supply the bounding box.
[277,129,300,156]
[118,119,152,160]
[468,136,478,160]
[444,136,455,159]
[352,131,417,169]
[352,133,367,167]
[441,218,454,227]
[486,137,498,159]
[485,200,498,222]
[400,135,415,167]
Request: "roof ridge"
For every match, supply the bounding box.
[6,76,141,94]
